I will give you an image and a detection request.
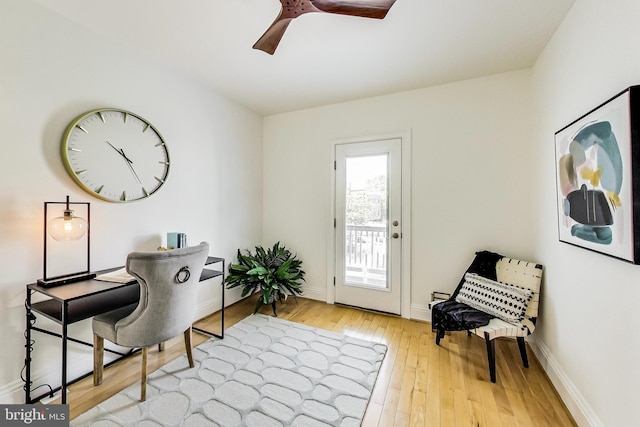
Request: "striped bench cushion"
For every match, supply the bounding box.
[455,273,532,324]
[472,317,531,340]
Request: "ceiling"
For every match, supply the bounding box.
[33,0,575,116]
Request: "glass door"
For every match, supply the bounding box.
[335,138,402,314]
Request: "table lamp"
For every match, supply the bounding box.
[37,195,96,287]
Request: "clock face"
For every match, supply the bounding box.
[61,108,170,202]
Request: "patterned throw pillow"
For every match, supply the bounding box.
[455,273,532,323]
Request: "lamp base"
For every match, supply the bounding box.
[37,272,97,288]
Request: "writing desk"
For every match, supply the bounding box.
[24,256,224,404]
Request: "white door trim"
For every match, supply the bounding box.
[326,130,412,319]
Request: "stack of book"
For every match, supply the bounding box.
[167,232,187,249]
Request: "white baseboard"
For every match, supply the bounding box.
[194,300,221,321]
[194,286,242,321]
[410,303,431,322]
[300,287,326,302]
[0,379,28,404]
[4,347,100,404]
[528,336,604,427]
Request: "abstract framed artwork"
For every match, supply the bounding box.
[555,85,640,264]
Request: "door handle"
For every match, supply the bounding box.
[392,233,400,239]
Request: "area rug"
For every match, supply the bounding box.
[71,314,387,427]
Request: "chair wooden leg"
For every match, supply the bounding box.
[93,334,104,386]
[141,347,148,402]
[517,337,529,368]
[184,326,194,368]
[484,332,496,383]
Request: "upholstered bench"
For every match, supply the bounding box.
[431,250,543,383]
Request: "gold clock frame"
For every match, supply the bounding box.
[61,108,170,203]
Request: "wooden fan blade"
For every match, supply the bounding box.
[253,0,395,54]
[253,15,294,55]
[310,0,397,19]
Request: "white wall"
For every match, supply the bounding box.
[263,70,537,318]
[0,0,262,403]
[531,0,640,426]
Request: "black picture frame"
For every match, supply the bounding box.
[555,85,640,264]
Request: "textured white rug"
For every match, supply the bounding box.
[72,314,387,427]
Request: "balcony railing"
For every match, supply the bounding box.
[345,224,387,287]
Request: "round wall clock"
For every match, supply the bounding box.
[61,108,170,202]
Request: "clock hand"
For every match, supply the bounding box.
[120,151,142,184]
[124,158,142,184]
[106,141,135,165]
[105,140,125,157]
[106,141,141,183]
[118,148,134,165]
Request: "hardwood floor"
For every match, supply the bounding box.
[64,297,576,426]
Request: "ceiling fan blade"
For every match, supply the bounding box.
[253,0,395,54]
[309,0,397,19]
[254,1,323,54]
[253,15,294,55]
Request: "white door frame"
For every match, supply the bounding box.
[327,130,412,319]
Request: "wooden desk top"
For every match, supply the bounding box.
[27,267,135,303]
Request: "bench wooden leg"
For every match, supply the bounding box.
[484,332,496,383]
[517,337,529,368]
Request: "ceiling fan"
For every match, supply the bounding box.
[254,0,397,55]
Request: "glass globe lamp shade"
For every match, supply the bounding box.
[47,209,88,241]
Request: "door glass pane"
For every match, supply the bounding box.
[344,154,388,289]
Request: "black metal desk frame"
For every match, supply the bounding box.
[24,256,224,404]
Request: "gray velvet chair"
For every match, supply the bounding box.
[92,242,209,401]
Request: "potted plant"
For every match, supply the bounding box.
[225,242,305,316]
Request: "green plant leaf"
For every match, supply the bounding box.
[247,266,268,276]
[226,243,305,313]
[253,295,264,314]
